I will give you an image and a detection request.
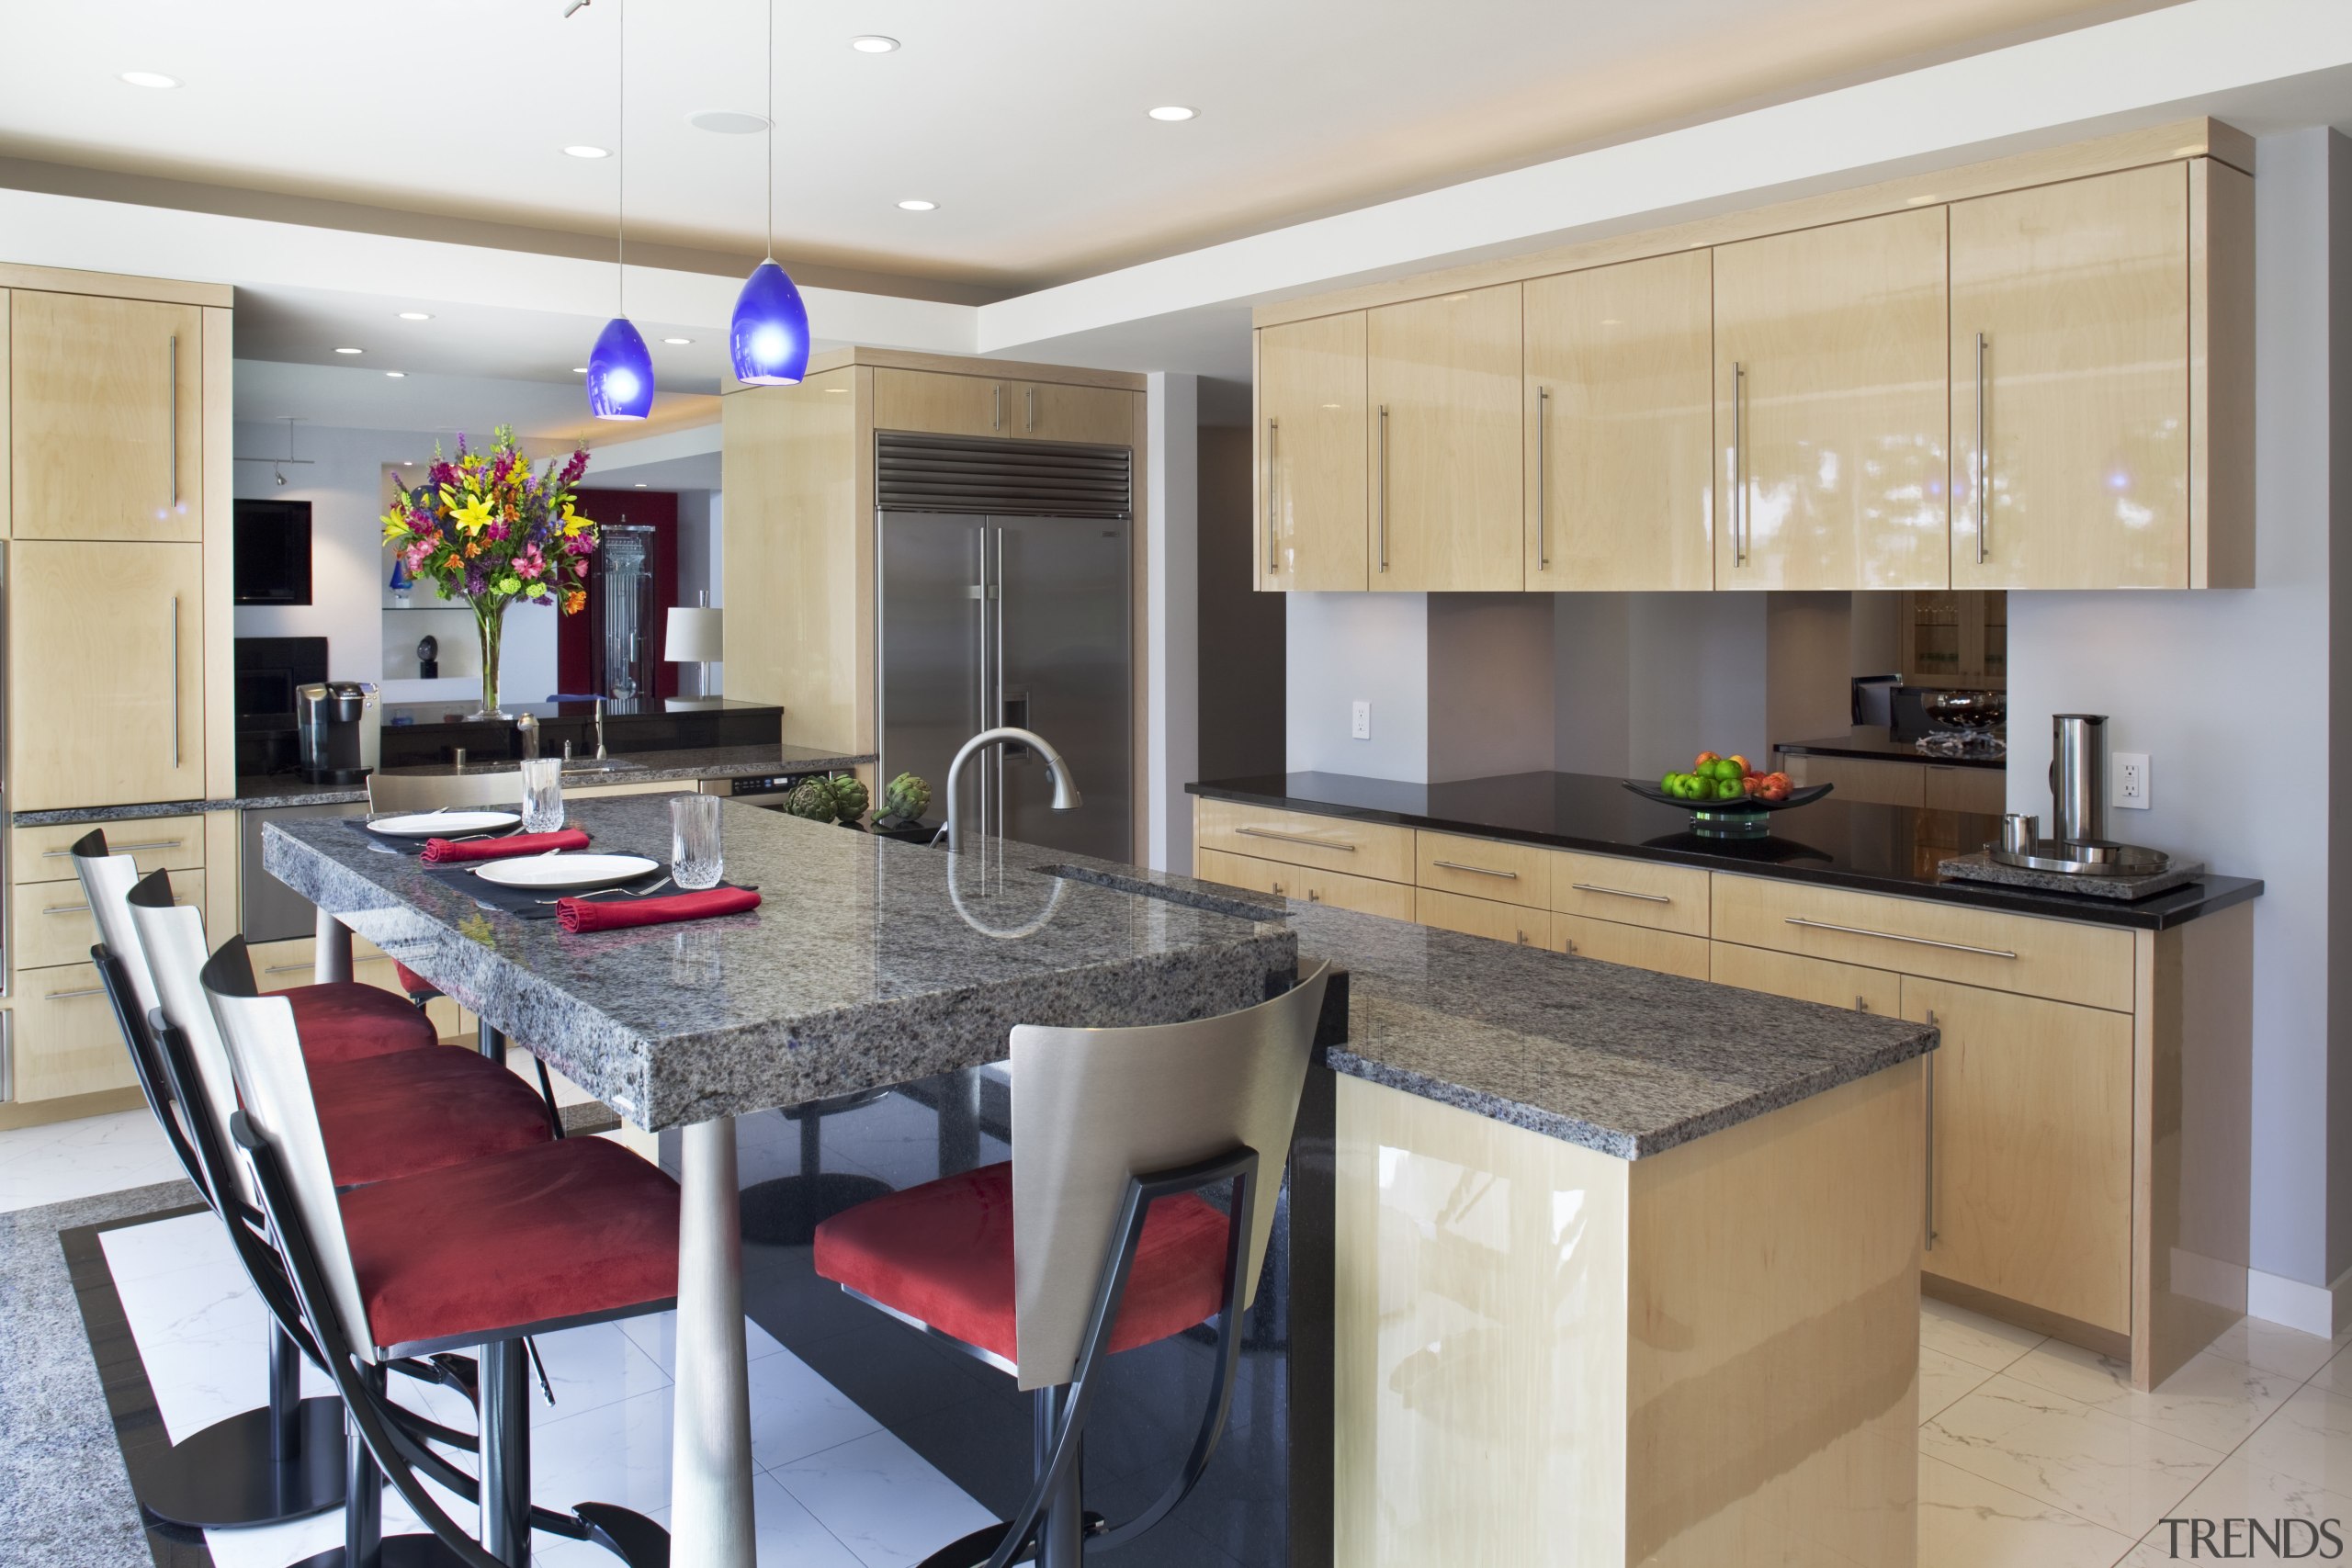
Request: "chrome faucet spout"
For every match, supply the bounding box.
[594,696,606,761]
[941,727,1082,851]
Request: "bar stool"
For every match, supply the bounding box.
[203,937,682,1568]
[813,964,1329,1568]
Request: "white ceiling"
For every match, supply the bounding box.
[4,0,2176,295]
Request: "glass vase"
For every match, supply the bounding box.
[471,599,508,720]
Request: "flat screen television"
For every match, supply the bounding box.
[233,498,313,604]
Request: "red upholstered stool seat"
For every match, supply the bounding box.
[310,1048,551,1190]
[342,1137,680,1354]
[286,982,438,1064]
[391,961,437,1002]
[812,1162,1229,1365]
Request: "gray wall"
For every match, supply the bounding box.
[1286,592,1430,778]
[2007,128,2351,1292]
[1196,426,1284,781]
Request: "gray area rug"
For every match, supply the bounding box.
[0,1179,202,1568]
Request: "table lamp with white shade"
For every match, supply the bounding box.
[665,596,724,701]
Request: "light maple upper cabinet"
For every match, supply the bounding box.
[1366,284,1524,592]
[1951,164,2191,590]
[1015,380,1133,446]
[870,367,1133,447]
[1714,208,1950,592]
[12,540,205,809]
[1256,312,1369,591]
[11,290,204,543]
[1523,251,1713,591]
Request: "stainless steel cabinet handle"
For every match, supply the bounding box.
[1431,859,1519,880]
[1265,417,1281,574]
[1973,332,1988,567]
[169,594,183,769]
[1234,825,1354,852]
[262,962,317,976]
[992,383,1002,433]
[1783,917,2016,960]
[1025,385,1035,434]
[1730,361,1746,566]
[42,901,91,916]
[1376,404,1389,574]
[1535,385,1551,571]
[45,986,106,1002]
[43,838,185,858]
[1924,1009,1939,1252]
[168,333,180,508]
[1306,888,1322,903]
[1569,882,1670,904]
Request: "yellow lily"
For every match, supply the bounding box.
[451,492,496,536]
[560,502,595,537]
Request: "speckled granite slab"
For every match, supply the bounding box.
[266,798,1295,1131]
[1938,850,2209,902]
[12,742,876,827]
[985,841,1935,1161]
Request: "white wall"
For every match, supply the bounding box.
[1286,593,1430,779]
[2007,128,2349,1296]
[231,418,558,706]
[1147,374,1201,872]
[673,489,722,694]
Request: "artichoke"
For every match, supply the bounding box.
[783,777,838,822]
[828,773,870,825]
[882,772,932,823]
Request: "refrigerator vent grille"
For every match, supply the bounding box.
[876,432,1132,519]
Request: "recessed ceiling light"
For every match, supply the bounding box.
[897,198,937,212]
[1148,106,1197,122]
[397,310,432,321]
[662,336,693,344]
[385,371,406,378]
[119,71,181,89]
[572,367,589,374]
[634,482,648,488]
[334,346,363,355]
[851,35,899,52]
[563,144,610,159]
[687,109,771,134]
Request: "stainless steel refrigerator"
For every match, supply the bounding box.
[876,432,1132,861]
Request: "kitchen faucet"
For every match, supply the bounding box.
[594,696,606,760]
[515,713,538,761]
[939,727,1081,851]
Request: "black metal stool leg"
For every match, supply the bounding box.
[121,1320,348,1529]
[480,1338,533,1565]
[1035,1386,1084,1568]
[290,1368,469,1568]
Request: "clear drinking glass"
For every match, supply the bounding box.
[520,758,565,834]
[672,794,724,890]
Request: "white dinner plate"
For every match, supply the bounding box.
[471,853,662,892]
[367,810,521,838]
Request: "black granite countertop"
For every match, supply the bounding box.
[264,797,1295,1131]
[1774,725,2005,770]
[989,841,1937,1159]
[12,743,875,827]
[1189,770,2259,931]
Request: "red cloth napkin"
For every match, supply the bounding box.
[421,829,590,863]
[558,886,762,932]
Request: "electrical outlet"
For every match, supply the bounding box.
[2114,752,2151,810]
[1351,701,1372,740]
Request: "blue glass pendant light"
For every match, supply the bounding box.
[586,0,652,422]
[730,0,810,385]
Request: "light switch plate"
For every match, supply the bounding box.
[1351,701,1371,740]
[2114,752,2150,809]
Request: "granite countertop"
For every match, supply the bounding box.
[1774,725,2005,770]
[12,743,876,827]
[1190,770,2260,931]
[263,797,1295,1131]
[983,840,1937,1160]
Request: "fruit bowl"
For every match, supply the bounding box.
[1622,778,1834,837]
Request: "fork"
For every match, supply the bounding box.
[537,876,673,906]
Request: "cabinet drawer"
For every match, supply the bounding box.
[1906,976,2132,1334]
[1709,942,1901,1018]
[1711,873,2131,1012]
[1547,913,1711,980]
[1195,848,1415,921]
[8,964,134,1101]
[15,815,205,882]
[1416,831,1548,908]
[1416,887,1545,947]
[1193,799,1412,883]
[14,869,204,972]
[1548,851,1707,935]
[1922,764,2006,815]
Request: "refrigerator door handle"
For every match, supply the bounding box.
[992,525,1007,843]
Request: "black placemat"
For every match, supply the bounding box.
[422,858,672,919]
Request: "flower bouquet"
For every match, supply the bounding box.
[380,426,599,717]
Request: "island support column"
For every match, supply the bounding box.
[670,1114,757,1566]
[313,909,353,984]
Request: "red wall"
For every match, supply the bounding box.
[559,488,682,700]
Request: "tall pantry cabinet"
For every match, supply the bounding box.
[0,264,237,1118]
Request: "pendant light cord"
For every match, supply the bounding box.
[764,0,775,263]
[616,0,627,315]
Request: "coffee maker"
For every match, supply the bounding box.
[296,681,381,784]
[1989,713,2169,876]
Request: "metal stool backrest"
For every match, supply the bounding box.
[1007,962,1329,1389]
[199,937,378,1366]
[128,869,261,1211]
[368,768,526,815]
[67,831,204,1196]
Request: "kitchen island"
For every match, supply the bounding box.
[266,799,1934,1567]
